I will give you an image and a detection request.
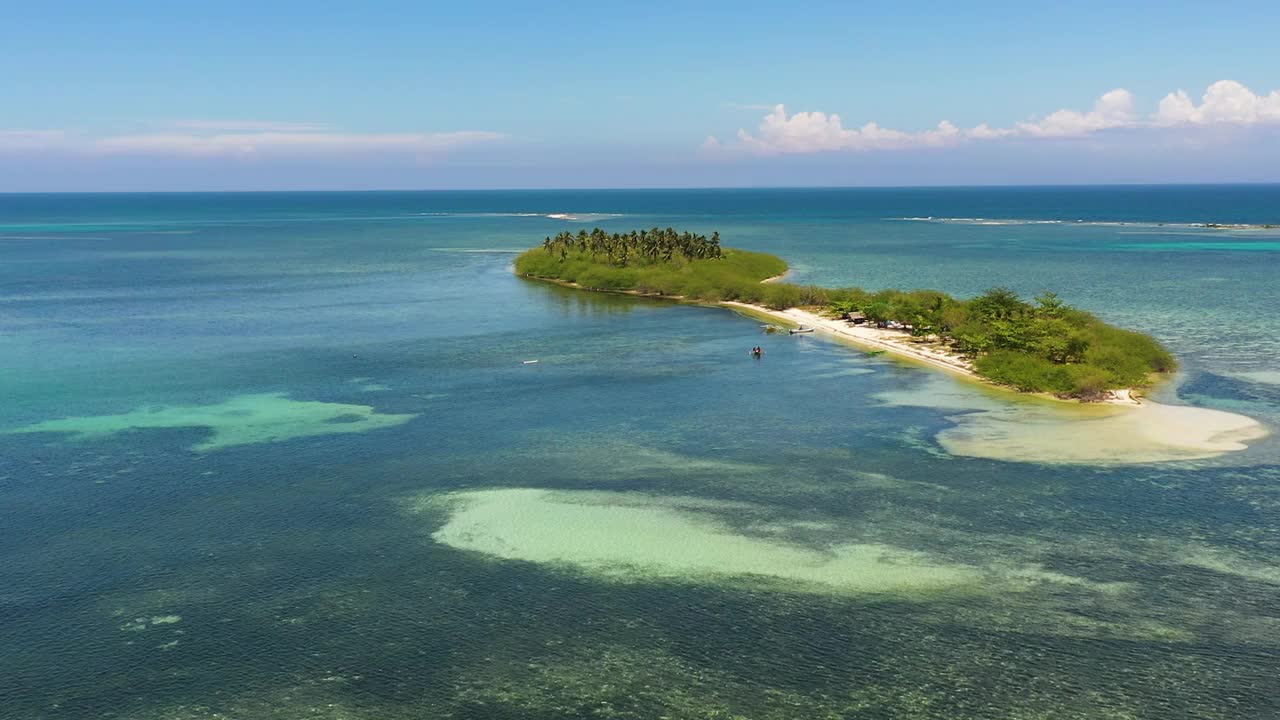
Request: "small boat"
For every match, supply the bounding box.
[522,360,539,365]
[789,326,815,334]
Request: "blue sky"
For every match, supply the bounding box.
[3,1,1279,190]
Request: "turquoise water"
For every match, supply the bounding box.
[2,187,1278,719]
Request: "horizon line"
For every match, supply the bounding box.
[3,180,1280,196]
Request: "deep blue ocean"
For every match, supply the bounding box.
[2,186,1278,719]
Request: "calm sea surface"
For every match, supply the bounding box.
[2,187,1278,719]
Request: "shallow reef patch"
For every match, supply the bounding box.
[418,488,1140,601]
[7,392,416,451]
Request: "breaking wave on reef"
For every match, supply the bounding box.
[891,217,1280,231]
[416,211,625,222]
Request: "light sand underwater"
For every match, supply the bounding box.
[877,375,1269,464]
[6,392,416,451]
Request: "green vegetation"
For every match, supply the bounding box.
[828,287,1176,398]
[515,229,1176,399]
[515,228,793,305]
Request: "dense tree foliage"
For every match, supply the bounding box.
[516,230,1176,399]
[516,230,788,305]
[541,227,724,265]
[826,287,1175,398]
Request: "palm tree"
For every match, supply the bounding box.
[540,227,724,267]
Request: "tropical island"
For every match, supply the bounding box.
[514,228,1177,401]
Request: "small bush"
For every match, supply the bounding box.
[975,351,1073,393]
[1066,366,1112,401]
[761,283,805,310]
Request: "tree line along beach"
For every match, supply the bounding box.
[517,227,1175,401]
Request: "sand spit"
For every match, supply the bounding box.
[940,401,1269,465]
[879,376,1270,465]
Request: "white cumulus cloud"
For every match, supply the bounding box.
[1014,89,1136,138]
[1154,80,1280,126]
[727,105,963,155]
[712,80,1280,155]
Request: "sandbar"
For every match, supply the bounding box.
[878,375,1270,465]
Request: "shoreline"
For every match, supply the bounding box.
[517,271,1140,405]
[724,301,1142,406]
[518,271,1271,460]
[728,301,1268,461]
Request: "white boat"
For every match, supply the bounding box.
[789,326,814,334]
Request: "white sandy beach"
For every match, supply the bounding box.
[728,300,1152,406]
[724,302,982,382]
[723,301,1270,463]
